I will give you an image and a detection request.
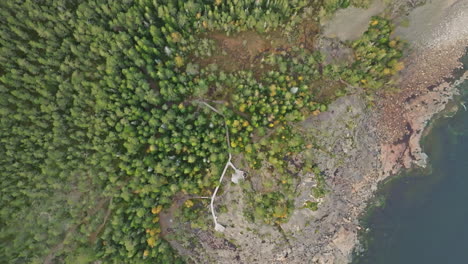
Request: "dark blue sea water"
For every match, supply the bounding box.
[354,56,468,264]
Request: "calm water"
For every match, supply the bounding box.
[354,59,468,263]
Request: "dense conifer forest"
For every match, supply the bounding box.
[0,0,403,263]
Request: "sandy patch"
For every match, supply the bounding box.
[323,0,385,41]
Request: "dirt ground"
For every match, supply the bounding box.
[196,21,320,75]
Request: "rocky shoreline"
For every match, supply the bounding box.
[378,44,468,178]
[318,40,468,264]
[311,0,468,262]
[161,1,468,263]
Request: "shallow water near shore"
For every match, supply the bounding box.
[354,56,468,264]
